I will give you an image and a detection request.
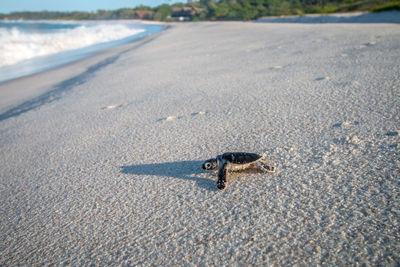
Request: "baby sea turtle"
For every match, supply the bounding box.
[202,152,276,190]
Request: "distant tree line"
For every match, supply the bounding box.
[0,0,398,21]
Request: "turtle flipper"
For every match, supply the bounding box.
[217,161,227,190]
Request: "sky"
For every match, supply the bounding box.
[0,0,185,13]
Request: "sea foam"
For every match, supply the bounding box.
[0,23,145,67]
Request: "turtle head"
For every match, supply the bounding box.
[202,158,218,171]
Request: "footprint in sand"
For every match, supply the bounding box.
[166,115,178,121]
[364,41,376,46]
[157,115,183,122]
[101,104,122,110]
[332,121,360,128]
[315,76,330,81]
[191,111,207,116]
[359,42,376,49]
[157,114,202,122]
[158,111,208,122]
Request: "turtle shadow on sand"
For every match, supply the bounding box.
[120,160,218,191]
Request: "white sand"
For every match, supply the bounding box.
[0,16,399,265]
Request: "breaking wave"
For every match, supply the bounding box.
[0,22,145,67]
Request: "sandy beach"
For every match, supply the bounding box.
[0,16,399,265]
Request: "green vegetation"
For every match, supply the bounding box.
[0,0,398,21]
[370,1,400,11]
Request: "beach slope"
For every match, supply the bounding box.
[0,20,399,265]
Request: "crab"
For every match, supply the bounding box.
[202,152,276,190]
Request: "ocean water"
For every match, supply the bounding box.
[0,21,165,83]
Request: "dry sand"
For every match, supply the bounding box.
[0,16,399,265]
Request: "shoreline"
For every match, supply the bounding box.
[2,10,399,113]
[0,22,169,114]
[0,20,166,85]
